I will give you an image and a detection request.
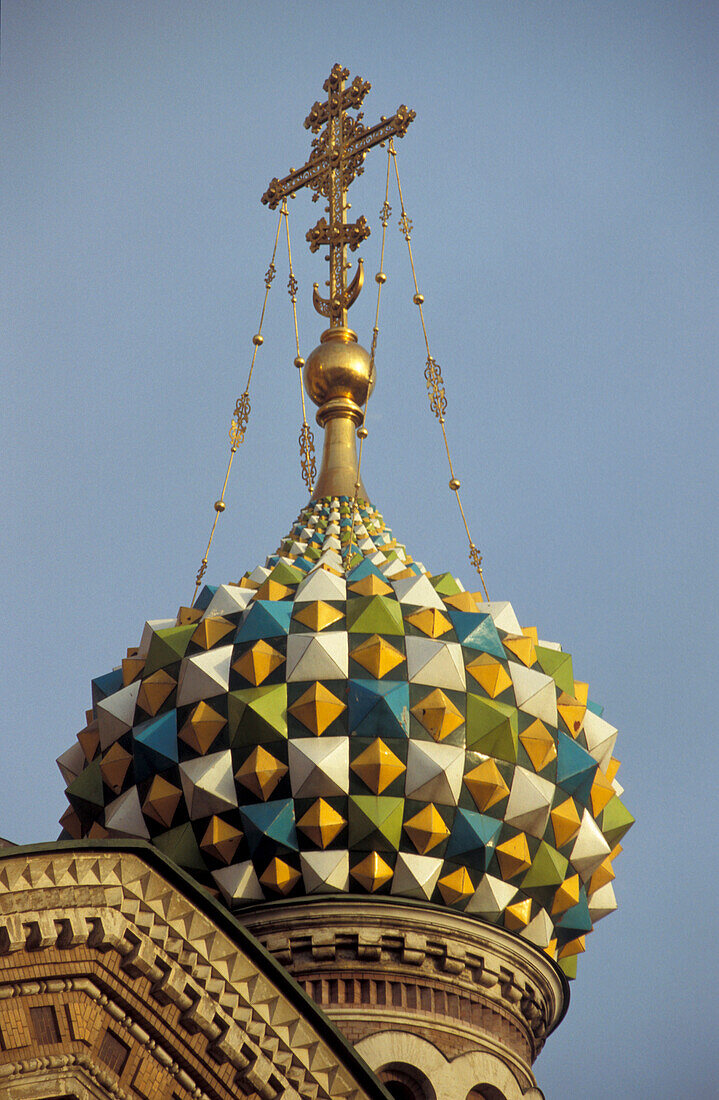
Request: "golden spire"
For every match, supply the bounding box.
[261,64,415,501]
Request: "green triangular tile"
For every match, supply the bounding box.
[521,840,569,888]
[535,646,575,694]
[348,796,404,850]
[144,625,195,675]
[600,796,634,846]
[465,694,518,762]
[347,595,405,636]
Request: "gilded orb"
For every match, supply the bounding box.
[303,327,374,412]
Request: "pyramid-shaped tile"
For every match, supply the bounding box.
[465,654,512,698]
[406,608,452,638]
[348,796,404,850]
[288,737,350,798]
[550,797,582,848]
[519,719,557,772]
[392,573,446,609]
[137,670,176,716]
[200,816,243,863]
[179,700,226,754]
[351,634,405,679]
[232,640,285,686]
[289,682,346,735]
[570,809,611,881]
[403,803,450,854]
[203,584,254,617]
[348,679,410,738]
[260,857,301,895]
[192,616,235,651]
[405,638,466,691]
[465,873,518,918]
[509,662,558,726]
[350,739,405,793]
[99,742,132,794]
[228,685,287,744]
[534,645,575,694]
[437,865,474,905]
[104,786,150,839]
[142,775,182,828]
[176,645,233,706]
[235,746,288,800]
[521,909,554,948]
[235,600,293,643]
[143,625,195,676]
[297,798,346,848]
[405,741,464,805]
[300,850,350,894]
[350,851,393,892]
[295,567,347,603]
[582,710,618,771]
[213,860,264,905]
[133,712,178,781]
[465,694,518,762]
[240,799,297,852]
[57,741,86,786]
[505,767,555,838]
[495,833,532,879]
[347,595,405,635]
[411,689,463,742]
[391,852,443,900]
[482,602,522,634]
[97,681,141,749]
[292,601,344,632]
[521,840,569,889]
[286,633,348,681]
[447,611,505,657]
[587,881,617,922]
[179,750,237,817]
[556,731,597,804]
[445,809,502,870]
[463,758,510,812]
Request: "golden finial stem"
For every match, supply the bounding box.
[312,413,368,501]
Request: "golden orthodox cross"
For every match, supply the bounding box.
[261,64,415,328]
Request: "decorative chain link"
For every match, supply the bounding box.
[299,422,317,491]
[229,390,251,449]
[424,355,447,422]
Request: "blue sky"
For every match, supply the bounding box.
[2,3,718,1096]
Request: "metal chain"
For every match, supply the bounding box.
[344,144,393,566]
[190,208,284,606]
[390,141,489,601]
[283,201,316,492]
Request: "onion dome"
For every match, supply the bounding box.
[58,330,632,982]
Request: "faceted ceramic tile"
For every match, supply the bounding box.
[349,574,393,597]
[104,786,150,839]
[212,861,264,905]
[228,685,287,743]
[253,579,293,602]
[292,601,344,631]
[570,810,611,881]
[465,873,518,918]
[99,742,132,794]
[465,654,512,698]
[235,746,288,800]
[550,797,582,848]
[232,640,285,686]
[350,851,393,892]
[179,750,238,817]
[445,809,502,870]
[587,881,617,921]
[348,796,404,850]
[192,616,235,651]
[535,646,575,694]
[411,689,464,742]
[599,797,634,847]
[406,608,452,638]
[351,634,405,679]
[557,692,586,737]
[521,909,554,947]
[133,713,178,780]
[294,567,347,602]
[508,662,558,727]
[465,694,518,762]
[519,719,557,772]
[286,633,348,681]
[405,741,464,805]
[521,841,569,889]
[137,670,176,717]
[137,619,176,659]
[502,633,537,667]
[240,800,297,852]
[200,816,243,863]
[57,741,87,786]
[350,738,405,794]
[235,601,292,643]
[260,857,301,895]
[405,638,466,691]
[97,682,141,750]
[463,758,510,812]
[447,611,505,657]
[437,866,474,905]
[176,646,233,706]
[297,798,346,848]
[482,602,522,633]
[288,737,350,798]
[153,822,205,872]
[203,584,255,617]
[348,679,410,738]
[288,682,346,735]
[347,595,405,635]
[505,767,555,838]
[552,873,580,915]
[179,700,226,754]
[582,710,618,771]
[505,898,532,930]
[391,852,443,900]
[495,833,532,879]
[142,775,182,828]
[300,850,350,893]
[392,573,446,609]
[403,804,450,854]
[556,732,597,804]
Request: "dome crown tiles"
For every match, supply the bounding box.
[57,64,632,983]
[58,495,633,980]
